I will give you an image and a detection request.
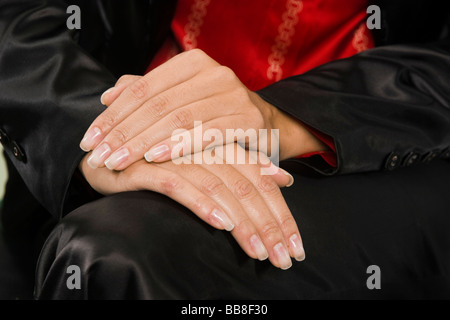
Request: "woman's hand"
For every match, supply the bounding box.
[80,49,327,171]
[80,143,305,270]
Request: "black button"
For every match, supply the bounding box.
[11,141,26,162]
[385,152,400,171]
[423,151,439,164]
[403,152,420,167]
[441,147,450,159]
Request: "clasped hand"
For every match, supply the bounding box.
[78,49,324,269]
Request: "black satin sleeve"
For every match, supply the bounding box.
[258,38,450,175]
[0,0,116,218]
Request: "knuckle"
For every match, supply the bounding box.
[132,138,153,155]
[278,214,297,233]
[232,85,249,99]
[181,48,218,69]
[159,175,181,195]
[188,48,206,60]
[256,175,279,195]
[233,217,253,234]
[233,179,256,200]
[129,78,149,100]
[216,65,236,81]
[260,221,281,241]
[192,196,209,213]
[108,127,130,146]
[145,95,170,118]
[200,175,225,197]
[170,108,193,129]
[116,74,133,86]
[96,109,119,130]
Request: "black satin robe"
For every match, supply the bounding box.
[0,0,450,299]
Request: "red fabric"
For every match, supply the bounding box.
[298,123,337,167]
[147,0,375,167]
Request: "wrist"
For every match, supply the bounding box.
[270,106,330,161]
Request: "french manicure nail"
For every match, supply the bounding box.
[260,162,279,176]
[289,234,306,262]
[145,145,170,162]
[273,242,292,270]
[104,148,130,170]
[87,143,111,169]
[211,209,234,231]
[80,127,102,152]
[100,87,115,105]
[250,234,269,261]
[280,169,294,187]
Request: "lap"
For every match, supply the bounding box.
[35,160,450,299]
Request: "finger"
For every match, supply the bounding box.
[144,130,293,189]
[143,123,293,186]
[82,157,235,233]
[79,153,121,195]
[157,160,267,261]
[229,145,305,262]
[129,160,236,232]
[87,68,239,169]
[204,145,295,269]
[142,115,246,164]
[249,150,294,188]
[100,75,141,106]
[80,49,218,152]
[99,98,235,171]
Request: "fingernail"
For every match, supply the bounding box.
[87,143,111,169]
[80,127,102,152]
[145,145,170,162]
[100,87,115,105]
[273,242,292,270]
[289,234,306,262]
[250,234,269,261]
[260,163,279,176]
[280,169,294,187]
[211,209,234,231]
[104,148,130,170]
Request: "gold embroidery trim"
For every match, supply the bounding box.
[183,0,212,50]
[267,0,304,81]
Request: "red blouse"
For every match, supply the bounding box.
[147,0,375,167]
